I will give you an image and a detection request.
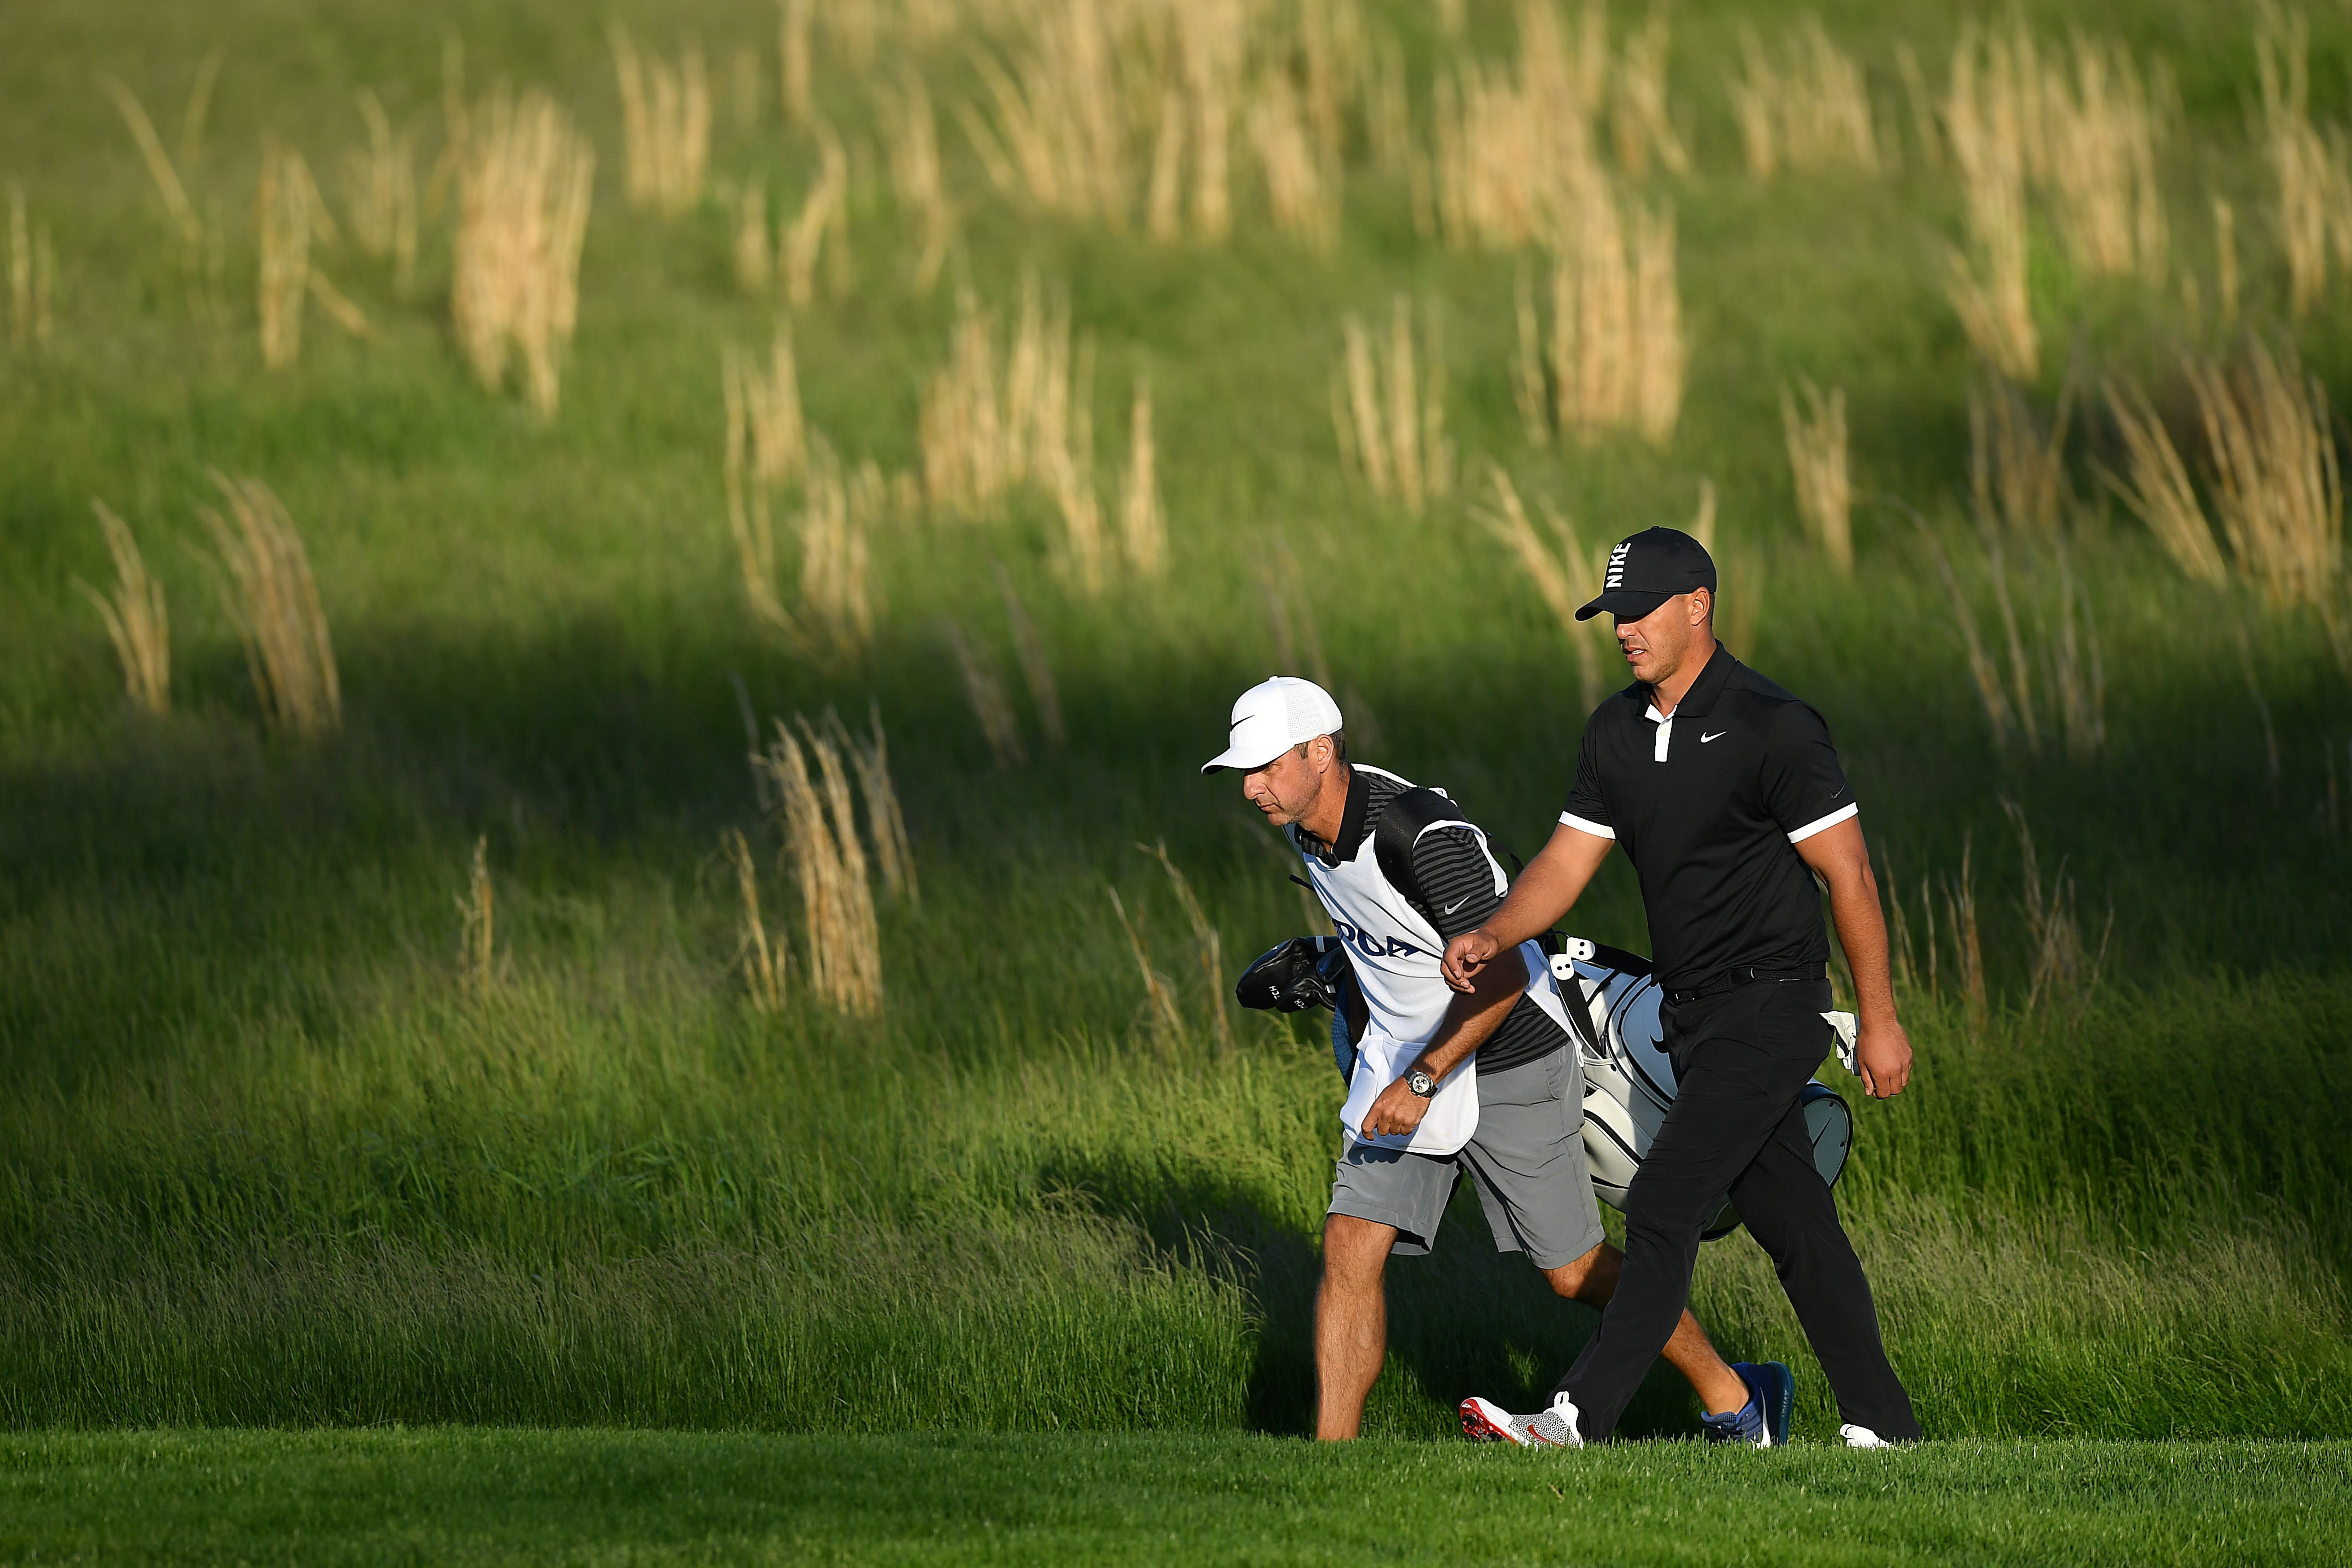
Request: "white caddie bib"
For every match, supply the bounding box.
[1300,768,1579,1156]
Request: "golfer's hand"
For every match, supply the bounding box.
[1360,1075,1430,1139]
[1442,929,1501,993]
[1855,1017,1913,1099]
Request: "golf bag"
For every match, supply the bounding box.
[1234,933,1856,1241]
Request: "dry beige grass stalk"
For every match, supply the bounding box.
[75,501,171,716]
[198,472,340,738]
[795,435,875,654]
[1433,0,1681,251]
[944,617,1025,769]
[9,183,55,348]
[880,72,954,292]
[1119,375,1165,577]
[1474,464,1614,713]
[720,180,771,294]
[1526,180,1683,446]
[780,0,814,124]
[452,88,593,419]
[1970,377,2072,539]
[99,74,204,255]
[1178,0,1244,238]
[781,125,848,308]
[1045,359,1106,595]
[1780,378,1852,574]
[1919,505,2105,760]
[610,22,709,215]
[1942,23,2036,378]
[2097,375,2227,587]
[919,272,1101,527]
[723,826,790,1013]
[2257,5,2352,318]
[1334,296,1453,511]
[721,336,796,641]
[2214,197,2241,325]
[457,835,496,992]
[1247,70,1339,251]
[2188,338,2343,615]
[1107,885,1188,1045]
[1730,15,1881,178]
[257,142,311,369]
[345,90,418,296]
[760,720,884,1015]
[963,0,1140,230]
[728,328,808,490]
[1140,838,1233,1054]
[828,703,918,905]
[945,0,1260,242]
[2037,32,2167,281]
[1611,9,1689,176]
[2002,798,2111,1015]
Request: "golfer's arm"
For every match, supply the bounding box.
[1796,818,1897,1027]
[1413,945,1527,1079]
[1472,823,1614,950]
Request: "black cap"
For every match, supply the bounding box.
[1574,527,1718,621]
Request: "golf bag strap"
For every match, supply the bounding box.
[1372,785,1469,927]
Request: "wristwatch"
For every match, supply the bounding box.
[1405,1067,1437,1098]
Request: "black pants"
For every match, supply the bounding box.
[1555,976,1920,1441]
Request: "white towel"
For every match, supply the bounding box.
[1340,1024,1479,1155]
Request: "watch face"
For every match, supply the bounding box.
[1409,1070,1435,1096]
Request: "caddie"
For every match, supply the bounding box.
[1446,527,1924,1448]
[1205,675,1788,1444]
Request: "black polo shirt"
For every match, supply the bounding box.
[1560,643,1856,994]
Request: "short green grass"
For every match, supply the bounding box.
[6,1431,2348,1566]
[0,0,2348,1462]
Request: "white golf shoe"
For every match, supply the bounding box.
[1459,1392,1585,1448]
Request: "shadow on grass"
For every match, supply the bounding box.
[1039,1153,1704,1441]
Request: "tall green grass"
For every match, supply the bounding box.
[0,0,2348,1441]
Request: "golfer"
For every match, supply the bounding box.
[1445,527,1923,1448]
[1205,676,1786,1444]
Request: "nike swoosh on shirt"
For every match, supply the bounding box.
[1701,730,1729,743]
[1440,896,1471,914]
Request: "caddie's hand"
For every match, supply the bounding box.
[1855,1017,1913,1099]
[1442,929,1501,993]
[1360,1074,1430,1139]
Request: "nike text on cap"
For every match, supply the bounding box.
[1201,676,1345,774]
[1575,526,1719,622]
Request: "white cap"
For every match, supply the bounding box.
[1200,676,1345,774]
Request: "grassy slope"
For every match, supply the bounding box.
[7,1431,2350,1568]
[0,0,2348,1443]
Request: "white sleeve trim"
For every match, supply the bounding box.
[1786,802,1859,843]
[1559,812,1616,841]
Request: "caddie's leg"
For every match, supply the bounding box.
[1315,1213,1397,1440]
[1725,989,1921,1440]
[1554,989,1796,1441]
[1543,1243,1748,1416]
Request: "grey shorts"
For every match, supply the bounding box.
[1328,1044,1606,1270]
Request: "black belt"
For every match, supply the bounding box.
[1664,963,1827,1007]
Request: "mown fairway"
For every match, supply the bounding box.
[0,0,2348,1526]
[7,1431,2351,1566]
